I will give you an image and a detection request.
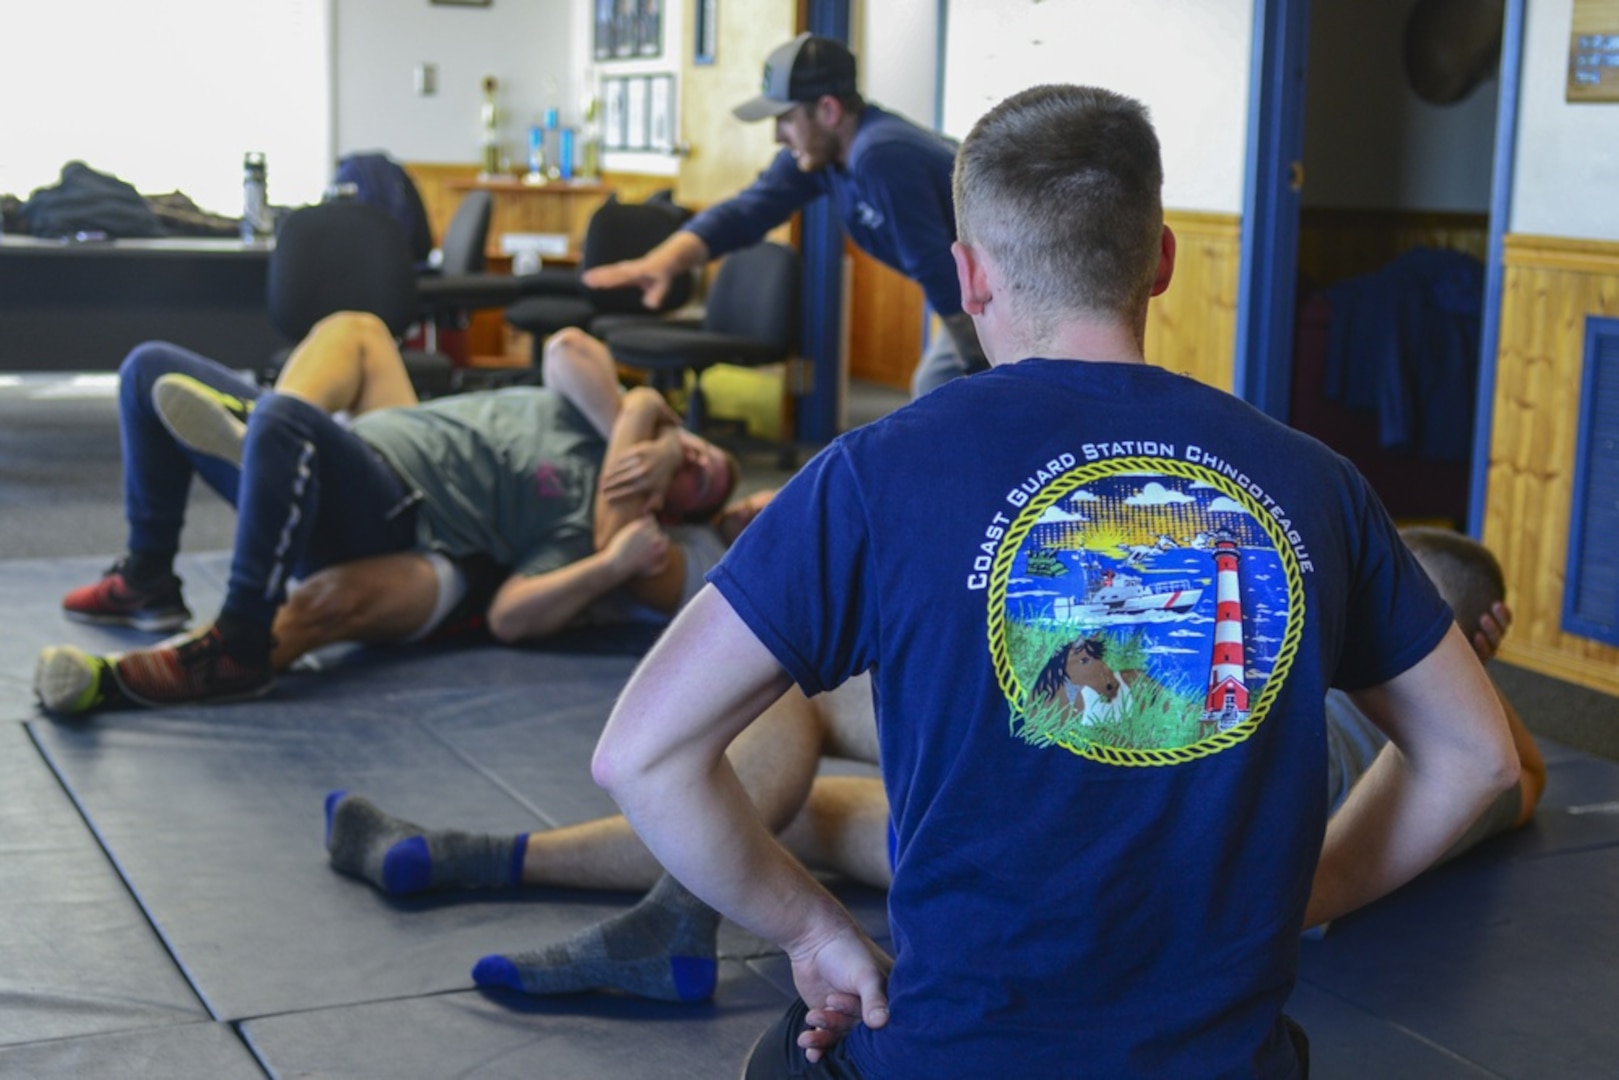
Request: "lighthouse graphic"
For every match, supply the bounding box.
[1202,531,1251,734]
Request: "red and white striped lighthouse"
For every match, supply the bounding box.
[1202,532,1250,731]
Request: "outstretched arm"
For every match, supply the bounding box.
[1306,626,1519,928]
[594,588,891,1059]
[581,231,710,309]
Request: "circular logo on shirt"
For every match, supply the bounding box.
[986,456,1304,766]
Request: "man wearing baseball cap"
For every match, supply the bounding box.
[584,33,983,397]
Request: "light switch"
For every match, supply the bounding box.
[415,63,438,96]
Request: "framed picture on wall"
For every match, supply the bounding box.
[612,0,636,58]
[594,0,614,58]
[625,76,650,150]
[648,75,675,152]
[603,77,629,149]
[636,0,663,58]
[694,0,717,65]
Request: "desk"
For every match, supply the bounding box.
[444,178,609,262]
[0,236,282,372]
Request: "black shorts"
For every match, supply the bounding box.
[744,999,865,1080]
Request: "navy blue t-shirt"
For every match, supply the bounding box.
[710,359,1451,1078]
[683,104,962,316]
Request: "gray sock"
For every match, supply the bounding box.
[324,791,526,895]
[471,874,721,1003]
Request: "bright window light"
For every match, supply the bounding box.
[0,0,332,221]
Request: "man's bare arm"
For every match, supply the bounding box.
[594,588,891,1051]
[1306,626,1519,928]
[486,518,669,642]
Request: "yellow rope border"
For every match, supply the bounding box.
[987,456,1306,767]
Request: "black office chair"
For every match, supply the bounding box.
[503,195,698,370]
[605,240,799,444]
[264,199,457,397]
[416,189,530,362]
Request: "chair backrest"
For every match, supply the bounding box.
[579,196,695,315]
[438,190,492,275]
[703,242,799,357]
[331,152,434,266]
[267,200,420,343]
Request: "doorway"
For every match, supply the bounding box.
[1239,0,1521,532]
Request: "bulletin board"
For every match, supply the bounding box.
[1568,0,1619,101]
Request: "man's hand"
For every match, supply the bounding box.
[583,232,709,311]
[786,926,892,1063]
[582,257,676,309]
[603,515,671,579]
[599,442,681,512]
[1472,601,1513,664]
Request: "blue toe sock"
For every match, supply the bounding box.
[381,835,434,894]
[324,789,348,848]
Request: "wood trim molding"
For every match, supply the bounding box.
[1503,233,1619,274]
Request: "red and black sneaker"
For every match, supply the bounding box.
[112,623,274,708]
[61,559,191,632]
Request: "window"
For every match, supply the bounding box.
[0,0,331,219]
[1564,315,1619,647]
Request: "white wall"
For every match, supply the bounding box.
[1510,0,1619,240]
[939,0,1252,215]
[1303,0,1496,211]
[334,0,575,167]
[861,0,940,129]
[1,0,330,217]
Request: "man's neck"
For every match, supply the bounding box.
[832,109,865,168]
[990,320,1147,368]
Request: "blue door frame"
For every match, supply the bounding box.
[1238,0,1524,540]
[1234,0,1310,423]
[793,0,852,445]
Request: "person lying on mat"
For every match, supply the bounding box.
[321,529,1542,1012]
[33,315,754,713]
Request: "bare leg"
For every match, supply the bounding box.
[815,672,879,764]
[540,327,623,439]
[519,683,828,890]
[779,776,892,889]
[274,311,420,415]
[270,553,442,670]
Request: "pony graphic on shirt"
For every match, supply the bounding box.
[985,455,1304,766]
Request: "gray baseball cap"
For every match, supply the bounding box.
[732,33,858,122]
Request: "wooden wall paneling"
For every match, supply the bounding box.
[1146,210,1241,392]
[403,163,481,244]
[1484,234,1619,697]
[846,241,924,391]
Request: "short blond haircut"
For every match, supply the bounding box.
[952,85,1164,340]
[1400,526,1506,641]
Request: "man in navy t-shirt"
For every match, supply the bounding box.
[584,33,982,397]
[591,85,1519,1078]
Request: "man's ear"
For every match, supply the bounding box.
[952,240,991,315]
[813,94,842,128]
[1150,225,1176,298]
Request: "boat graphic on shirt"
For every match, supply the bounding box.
[984,455,1304,766]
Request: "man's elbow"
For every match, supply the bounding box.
[1477,740,1521,805]
[590,740,631,801]
[484,600,555,646]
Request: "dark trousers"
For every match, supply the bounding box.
[117,342,419,626]
[741,1000,1310,1079]
[744,1000,865,1080]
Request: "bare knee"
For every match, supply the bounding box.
[308,311,390,347]
[541,327,599,378]
[277,576,372,643]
